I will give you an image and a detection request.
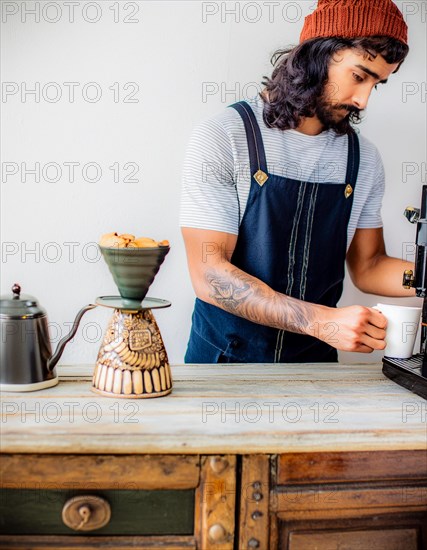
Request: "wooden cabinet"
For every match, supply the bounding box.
[1,364,426,548]
[2,451,426,549]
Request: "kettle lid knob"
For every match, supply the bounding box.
[12,283,21,299]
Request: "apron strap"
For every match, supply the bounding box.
[230,101,360,190]
[229,101,269,186]
[345,129,360,189]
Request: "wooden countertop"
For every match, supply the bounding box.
[1,363,426,455]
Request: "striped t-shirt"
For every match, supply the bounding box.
[180,94,384,250]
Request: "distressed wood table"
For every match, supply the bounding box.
[1,363,426,549]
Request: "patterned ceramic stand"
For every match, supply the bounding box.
[92,297,172,398]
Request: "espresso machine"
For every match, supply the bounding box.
[382,185,427,399]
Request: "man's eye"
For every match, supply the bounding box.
[353,73,364,82]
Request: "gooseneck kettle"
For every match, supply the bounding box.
[0,284,96,391]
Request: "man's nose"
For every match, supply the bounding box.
[352,87,372,110]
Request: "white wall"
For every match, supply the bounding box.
[1,1,426,365]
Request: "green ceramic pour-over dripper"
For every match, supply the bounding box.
[99,245,170,304]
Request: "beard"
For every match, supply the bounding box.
[315,97,362,135]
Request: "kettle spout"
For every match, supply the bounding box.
[48,304,97,372]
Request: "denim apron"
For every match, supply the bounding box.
[185,100,360,363]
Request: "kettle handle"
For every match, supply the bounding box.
[48,304,97,372]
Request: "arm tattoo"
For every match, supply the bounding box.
[205,269,251,311]
[205,266,316,335]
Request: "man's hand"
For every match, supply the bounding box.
[314,305,388,353]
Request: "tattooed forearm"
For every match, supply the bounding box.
[205,266,318,335]
[205,270,252,311]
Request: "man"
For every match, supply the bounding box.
[180,0,416,364]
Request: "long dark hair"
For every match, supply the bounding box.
[260,36,409,132]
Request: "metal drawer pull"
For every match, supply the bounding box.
[62,495,111,532]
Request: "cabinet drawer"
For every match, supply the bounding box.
[277,451,427,485]
[0,489,194,536]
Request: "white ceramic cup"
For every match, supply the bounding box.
[372,303,422,359]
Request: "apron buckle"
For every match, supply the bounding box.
[254,169,268,186]
[344,184,353,199]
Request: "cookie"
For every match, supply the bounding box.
[99,232,127,248]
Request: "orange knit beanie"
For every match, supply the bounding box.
[300,0,408,45]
